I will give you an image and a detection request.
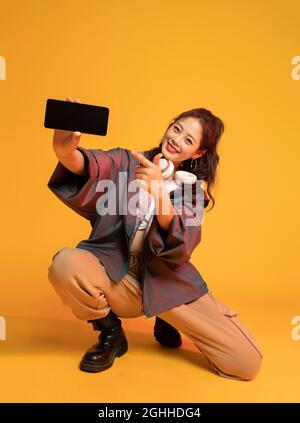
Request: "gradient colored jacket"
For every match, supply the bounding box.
[47,146,209,318]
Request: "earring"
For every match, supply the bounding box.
[190,158,197,171]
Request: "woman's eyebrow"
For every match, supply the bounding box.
[176,122,196,143]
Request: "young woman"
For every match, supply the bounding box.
[47,97,263,380]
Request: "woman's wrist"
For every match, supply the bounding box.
[152,184,175,231]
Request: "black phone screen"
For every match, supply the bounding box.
[44,99,109,136]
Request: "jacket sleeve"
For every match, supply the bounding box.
[47,146,126,224]
[146,183,206,265]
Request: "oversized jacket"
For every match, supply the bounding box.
[47,146,209,318]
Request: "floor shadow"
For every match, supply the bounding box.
[0,316,211,374]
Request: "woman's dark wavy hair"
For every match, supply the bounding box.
[143,108,225,212]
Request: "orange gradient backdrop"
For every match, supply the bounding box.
[0,1,300,398]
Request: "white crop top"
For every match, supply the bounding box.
[135,179,178,230]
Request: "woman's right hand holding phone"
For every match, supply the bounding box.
[52,96,87,175]
[53,96,82,158]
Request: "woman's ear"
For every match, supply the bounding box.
[193,149,207,159]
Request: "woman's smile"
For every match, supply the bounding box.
[166,141,178,154]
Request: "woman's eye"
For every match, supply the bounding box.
[173,126,192,144]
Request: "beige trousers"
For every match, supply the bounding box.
[48,246,263,381]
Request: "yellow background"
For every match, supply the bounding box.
[0,0,299,402]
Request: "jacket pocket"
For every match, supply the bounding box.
[208,291,263,359]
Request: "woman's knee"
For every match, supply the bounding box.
[215,346,263,381]
[47,247,77,286]
[235,349,262,380]
[48,247,113,300]
[227,322,264,381]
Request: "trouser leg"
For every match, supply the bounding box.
[48,247,144,321]
[157,291,263,381]
[48,248,263,380]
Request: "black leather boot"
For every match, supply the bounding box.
[153,316,182,348]
[79,310,128,373]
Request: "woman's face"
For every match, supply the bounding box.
[161,117,206,170]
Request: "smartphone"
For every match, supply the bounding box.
[44,98,109,135]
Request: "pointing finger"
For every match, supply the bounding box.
[130,150,153,167]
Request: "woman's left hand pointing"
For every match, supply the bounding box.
[130,150,164,196]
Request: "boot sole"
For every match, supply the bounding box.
[79,341,128,373]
